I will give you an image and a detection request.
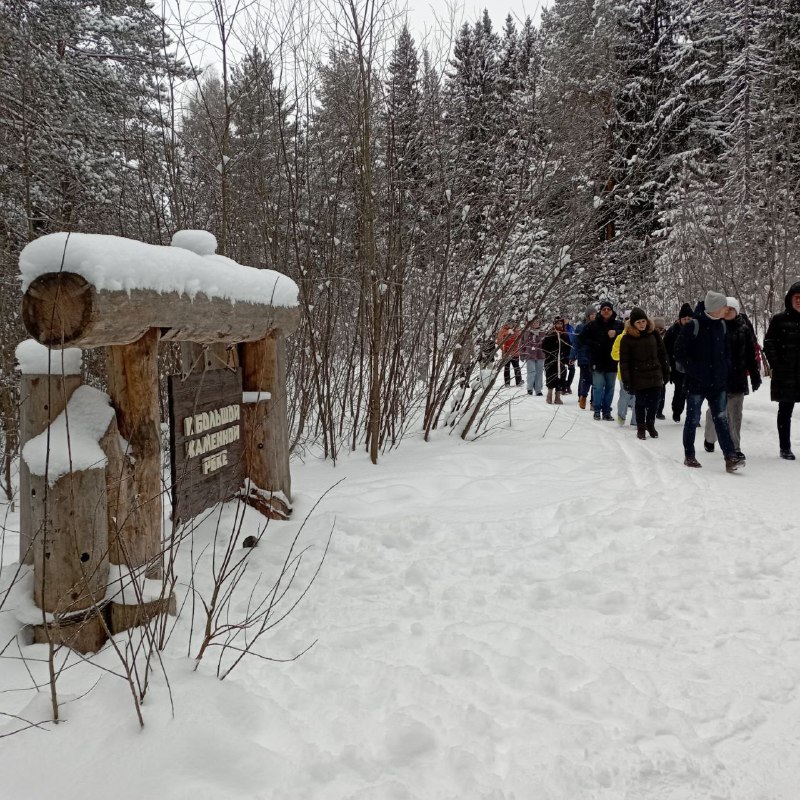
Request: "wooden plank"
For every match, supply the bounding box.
[23,272,299,348]
[168,368,245,523]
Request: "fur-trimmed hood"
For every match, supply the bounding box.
[623,319,654,338]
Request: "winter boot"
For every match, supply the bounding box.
[637,424,646,441]
[647,422,658,438]
[578,396,587,409]
[554,391,563,405]
[546,388,553,404]
[780,448,796,460]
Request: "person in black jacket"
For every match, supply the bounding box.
[763,282,800,459]
[702,298,761,458]
[674,290,744,472]
[578,300,624,420]
[542,317,571,404]
[663,302,694,422]
[619,308,670,440]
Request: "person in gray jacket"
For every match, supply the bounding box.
[520,317,546,396]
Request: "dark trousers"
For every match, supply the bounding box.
[778,401,794,449]
[657,385,666,416]
[635,386,661,426]
[684,389,736,458]
[671,372,687,418]
[503,358,521,386]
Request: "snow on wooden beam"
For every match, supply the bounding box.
[20,232,300,348]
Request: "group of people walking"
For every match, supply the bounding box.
[494,282,800,473]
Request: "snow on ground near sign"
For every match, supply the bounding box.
[1,379,799,799]
[19,231,299,307]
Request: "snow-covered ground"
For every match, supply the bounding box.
[1,380,799,799]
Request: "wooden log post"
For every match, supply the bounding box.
[24,384,117,653]
[239,333,292,518]
[106,329,162,577]
[30,466,109,652]
[17,344,82,566]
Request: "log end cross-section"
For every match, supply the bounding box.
[23,272,94,348]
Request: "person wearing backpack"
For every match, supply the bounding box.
[663,303,694,422]
[673,291,745,473]
[763,282,800,460]
[702,298,761,459]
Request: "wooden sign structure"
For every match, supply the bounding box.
[18,232,300,652]
[168,369,245,522]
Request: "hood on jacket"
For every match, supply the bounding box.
[784,281,800,312]
[624,319,654,338]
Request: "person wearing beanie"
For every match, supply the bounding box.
[578,300,624,420]
[704,290,728,314]
[663,302,696,422]
[573,306,597,409]
[674,292,744,472]
[618,307,670,440]
[703,299,761,459]
[763,282,800,459]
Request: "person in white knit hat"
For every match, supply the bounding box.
[674,291,745,472]
[702,297,761,459]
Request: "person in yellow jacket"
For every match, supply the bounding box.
[611,312,636,426]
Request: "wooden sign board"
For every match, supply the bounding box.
[168,369,245,522]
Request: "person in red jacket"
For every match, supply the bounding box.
[496,322,522,387]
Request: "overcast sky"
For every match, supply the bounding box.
[404,0,548,37]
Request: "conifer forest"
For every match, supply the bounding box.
[1,0,799,474]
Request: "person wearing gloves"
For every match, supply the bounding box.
[618,307,670,440]
[674,291,744,472]
[763,282,800,460]
[702,297,761,459]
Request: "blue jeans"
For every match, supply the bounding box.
[684,390,735,458]
[616,384,636,424]
[592,371,617,415]
[526,359,544,393]
[578,364,592,399]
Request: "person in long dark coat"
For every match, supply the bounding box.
[542,317,572,404]
[763,282,800,459]
[619,308,670,440]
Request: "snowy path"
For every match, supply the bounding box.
[250,385,800,799]
[1,383,799,799]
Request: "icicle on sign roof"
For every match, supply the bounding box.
[19,231,299,307]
